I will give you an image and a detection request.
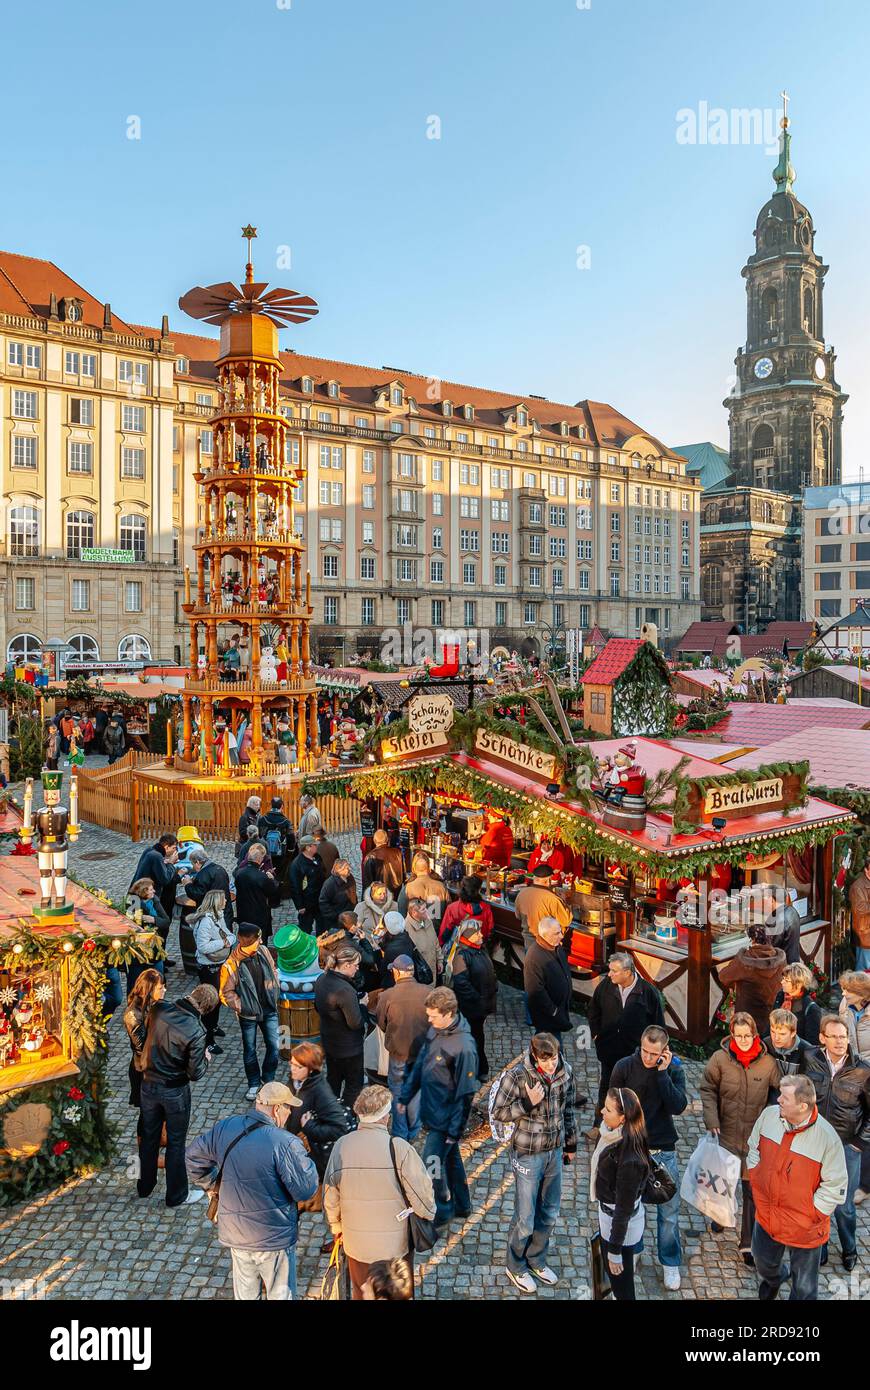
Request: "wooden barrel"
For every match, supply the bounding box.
[278,994,320,1059]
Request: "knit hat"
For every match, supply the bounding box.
[383,912,405,935]
[273,922,319,973]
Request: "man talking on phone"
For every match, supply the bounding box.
[610,1025,687,1291]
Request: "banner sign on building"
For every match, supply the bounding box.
[80,547,136,564]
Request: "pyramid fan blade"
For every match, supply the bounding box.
[240,282,270,300]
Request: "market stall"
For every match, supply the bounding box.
[306,718,854,1044]
[0,776,160,1204]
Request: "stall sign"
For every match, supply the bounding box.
[63,660,144,675]
[474,727,560,783]
[702,777,784,818]
[408,693,455,734]
[381,729,449,761]
[184,800,215,821]
[609,881,630,910]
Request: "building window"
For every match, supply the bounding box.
[578,569,590,592]
[432,527,443,550]
[681,547,690,568]
[122,447,146,479]
[118,635,151,662]
[523,602,537,624]
[7,633,41,664]
[610,572,621,597]
[528,566,542,587]
[124,581,143,612]
[199,430,213,455]
[493,564,506,587]
[362,485,375,509]
[14,578,35,611]
[430,559,444,583]
[432,494,443,516]
[462,561,476,584]
[9,506,40,557]
[431,600,445,626]
[464,601,476,626]
[528,504,543,526]
[553,569,564,591]
[323,597,339,625]
[319,518,343,542]
[702,567,723,608]
[122,404,145,432]
[119,514,146,561]
[12,436,37,469]
[70,397,93,426]
[319,445,343,469]
[68,442,93,474]
[576,507,592,530]
[579,604,590,626]
[680,576,690,600]
[818,544,841,563]
[322,554,339,579]
[396,598,411,624]
[817,572,840,591]
[459,496,480,519]
[63,634,100,672]
[360,555,376,580]
[71,579,90,612]
[549,505,567,527]
[491,499,510,521]
[362,521,375,544]
[550,537,566,558]
[492,533,510,554]
[361,598,376,625]
[577,540,593,561]
[362,450,375,473]
[610,482,620,502]
[12,390,37,419]
[7,342,23,365]
[398,559,418,582]
[66,511,95,558]
[681,519,690,539]
[610,540,620,563]
[528,535,542,557]
[610,512,620,532]
[459,529,479,552]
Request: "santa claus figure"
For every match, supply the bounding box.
[479,815,514,869]
[602,742,646,796]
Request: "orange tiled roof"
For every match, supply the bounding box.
[0,250,135,333]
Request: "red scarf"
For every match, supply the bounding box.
[730,1037,763,1068]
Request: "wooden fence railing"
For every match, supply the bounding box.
[131,775,360,843]
[75,750,361,842]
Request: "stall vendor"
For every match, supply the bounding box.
[479,815,514,869]
[527,836,568,876]
[515,864,572,944]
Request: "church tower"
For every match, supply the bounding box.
[727,98,847,494]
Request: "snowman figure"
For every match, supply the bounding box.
[260,645,279,684]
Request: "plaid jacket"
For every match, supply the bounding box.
[491,1050,577,1156]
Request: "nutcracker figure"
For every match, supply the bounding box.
[20,769,80,909]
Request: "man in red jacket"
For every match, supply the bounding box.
[747,1074,848,1301]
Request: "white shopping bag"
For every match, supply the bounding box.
[679,1134,741,1228]
[364,1025,389,1078]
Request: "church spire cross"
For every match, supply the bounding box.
[772,92,795,193]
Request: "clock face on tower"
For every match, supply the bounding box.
[754,356,774,380]
[814,356,826,380]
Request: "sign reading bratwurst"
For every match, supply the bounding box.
[474,727,560,783]
[702,776,784,818]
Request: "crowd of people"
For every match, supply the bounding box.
[111,795,870,1303]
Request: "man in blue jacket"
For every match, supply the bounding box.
[609,1025,688,1291]
[398,986,479,1227]
[186,1081,318,1300]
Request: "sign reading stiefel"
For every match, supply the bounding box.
[408,693,455,734]
[474,727,560,783]
[380,729,450,762]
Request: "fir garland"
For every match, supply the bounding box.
[0,923,161,1205]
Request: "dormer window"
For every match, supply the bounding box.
[463,404,474,421]
[391,387,403,407]
[560,422,569,437]
[442,400,453,417]
[61,297,83,323]
[328,381,339,399]
[517,408,528,427]
[175,357,189,374]
[302,377,313,393]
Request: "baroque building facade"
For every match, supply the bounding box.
[685,107,847,630]
[0,249,701,670]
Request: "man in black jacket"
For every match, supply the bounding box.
[610,1025,688,1290]
[234,844,281,942]
[182,848,234,929]
[524,917,573,1040]
[803,1013,870,1270]
[236,796,261,851]
[378,912,430,987]
[588,953,664,1125]
[314,944,367,1107]
[137,983,216,1207]
[288,837,326,935]
[258,797,296,892]
[130,834,179,921]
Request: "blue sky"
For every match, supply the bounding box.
[2,0,867,468]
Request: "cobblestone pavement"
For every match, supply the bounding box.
[1,798,868,1301]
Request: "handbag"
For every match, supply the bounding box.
[388,1137,439,1254]
[642,1155,677,1206]
[320,1237,349,1300]
[589,1233,613,1301]
[206,1118,268,1223]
